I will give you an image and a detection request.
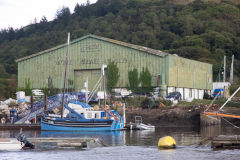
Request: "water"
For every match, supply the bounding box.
[1,125,240,160]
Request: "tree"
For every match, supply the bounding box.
[1,0,240,98]
[0,64,9,78]
[107,61,120,92]
[55,6,71,21]
[0,79,16,99]
[139,67,152,94]
[24,78,32,96]
[40,16,48,23]
[128,68,139,92]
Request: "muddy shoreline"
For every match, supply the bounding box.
[123,107,200,127]
[121,106,240,127]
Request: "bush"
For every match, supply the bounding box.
[141,98,156,109]
[125,96,146,108]
[203,91,211,99]
[157,99,173,107]
[229,85,240,97]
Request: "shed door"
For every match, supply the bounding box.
[74,69,101,92]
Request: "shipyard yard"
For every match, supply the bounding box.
[1,0,240,159]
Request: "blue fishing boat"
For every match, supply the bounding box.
[41,101,124,131]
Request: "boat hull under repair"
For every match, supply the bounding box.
[41,117,124,131]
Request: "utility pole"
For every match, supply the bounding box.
[230,55,234,84]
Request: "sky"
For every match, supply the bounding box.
[0,0,97,30]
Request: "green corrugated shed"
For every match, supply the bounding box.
[16,34,212,92]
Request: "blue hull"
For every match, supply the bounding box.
[41,117,124,131]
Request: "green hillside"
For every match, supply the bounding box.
[0,0,239,98]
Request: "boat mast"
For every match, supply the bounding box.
[61,32,70,118]
[85,77,88,103]
[102,65,107,109]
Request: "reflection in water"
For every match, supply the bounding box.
[0,130,11,138]
[200,125,221,138]
[125,126,201,146]
[41,130,126,146]
[1,125,240,147]
[159,148,175,152]
[1,126,240,160]
[0,130,40,139]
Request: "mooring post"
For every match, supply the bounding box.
[30,96,37,124]
[123,103,126,126]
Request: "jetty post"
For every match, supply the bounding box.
[123,103,126,126]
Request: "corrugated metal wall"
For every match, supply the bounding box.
[18,37,166,90]
[167,55,212,90]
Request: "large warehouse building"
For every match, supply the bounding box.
[16,34,212,99]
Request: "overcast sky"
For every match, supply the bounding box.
[0,0,97,30]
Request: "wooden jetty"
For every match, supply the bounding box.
[212,135,240,149]
[0,137,98,150]
[28,137,97,149]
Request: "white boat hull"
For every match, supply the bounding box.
[0,139,22,151]
[136,123,155,130]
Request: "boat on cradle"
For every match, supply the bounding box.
[41,101,124,131]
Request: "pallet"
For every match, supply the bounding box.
[0,137,98,150]
[212,135,240,149]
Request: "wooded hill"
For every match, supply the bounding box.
[0,0,240,98]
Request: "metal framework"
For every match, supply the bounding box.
[15,92,87,124]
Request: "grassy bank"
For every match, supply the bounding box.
[177,98,240,108]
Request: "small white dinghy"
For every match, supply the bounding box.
[135,116,155,130]
[0,128,35,151]
[0,139,22,151]
[136,123,155,130]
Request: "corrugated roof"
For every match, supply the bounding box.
[16,34,168,62]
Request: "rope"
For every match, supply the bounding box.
[195,137,213,148]
[94,137,107,147]
[222,117,240,129]
[204,92,220,112]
